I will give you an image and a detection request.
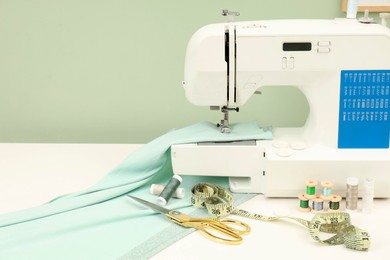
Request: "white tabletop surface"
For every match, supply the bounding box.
[0,143,389,260]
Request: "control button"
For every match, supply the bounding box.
[317,47,330,53]
[290,141,306,150]
[282,57,287,69]
[289,57,294,69]
[273,140,289,148]
[317,41,331,47]
[277,148,293,157]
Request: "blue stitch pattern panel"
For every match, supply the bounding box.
[338,70,390,148]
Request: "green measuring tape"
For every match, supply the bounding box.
[191,183,370,251]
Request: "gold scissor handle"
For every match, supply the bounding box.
[167,211,250,245]
[192,218,251,245]
[214,218,251,235]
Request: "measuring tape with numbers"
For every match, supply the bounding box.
[191,183,370,251]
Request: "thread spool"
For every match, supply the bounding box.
[298,194,311,212]
[320,180,334,200]
[305,180,318,199]
[150,184,185,199]
[157,175,182,206]
[328,195,342,212]
[346,0,359,19]
[362,178,374,214]
[346,177,359,211]
[311,197,324,213]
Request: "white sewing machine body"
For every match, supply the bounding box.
[172,19,390,197]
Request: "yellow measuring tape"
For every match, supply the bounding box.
[191,183,370,251]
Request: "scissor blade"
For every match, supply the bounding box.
[127,195,170,215]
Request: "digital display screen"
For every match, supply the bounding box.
[283,42,312,51]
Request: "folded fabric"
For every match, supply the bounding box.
[0,121,272,259]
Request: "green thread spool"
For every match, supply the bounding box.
[300,199,309,208]
[329,201,340,210]
[305,180,318,199]
[306,186,315,195]
[298,194,310,212]
[328,195,342,212]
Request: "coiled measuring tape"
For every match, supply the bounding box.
[191,183,370,251]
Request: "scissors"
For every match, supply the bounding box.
[128,195,250,245]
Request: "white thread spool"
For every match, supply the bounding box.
[150,184,185,199]
[346,0,359,19]
[362,178,374,213]
[380,13,390,27]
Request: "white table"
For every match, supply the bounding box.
[0,143,388,260]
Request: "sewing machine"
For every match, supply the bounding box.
[171,18,390,197]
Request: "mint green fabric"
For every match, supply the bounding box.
[0,121,272,259]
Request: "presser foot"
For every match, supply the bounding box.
[217,107,239,133]
[217,122,231,133]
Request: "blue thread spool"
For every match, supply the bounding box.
[311,197,324,213]
[320,180,334,200]
[157,175,182,206]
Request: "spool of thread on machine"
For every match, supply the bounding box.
[150,184,185,199]
[157,175,183,206]
[346,0,359,19]
[346,177,359,211]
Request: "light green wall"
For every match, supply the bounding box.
[0,0,382,143]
